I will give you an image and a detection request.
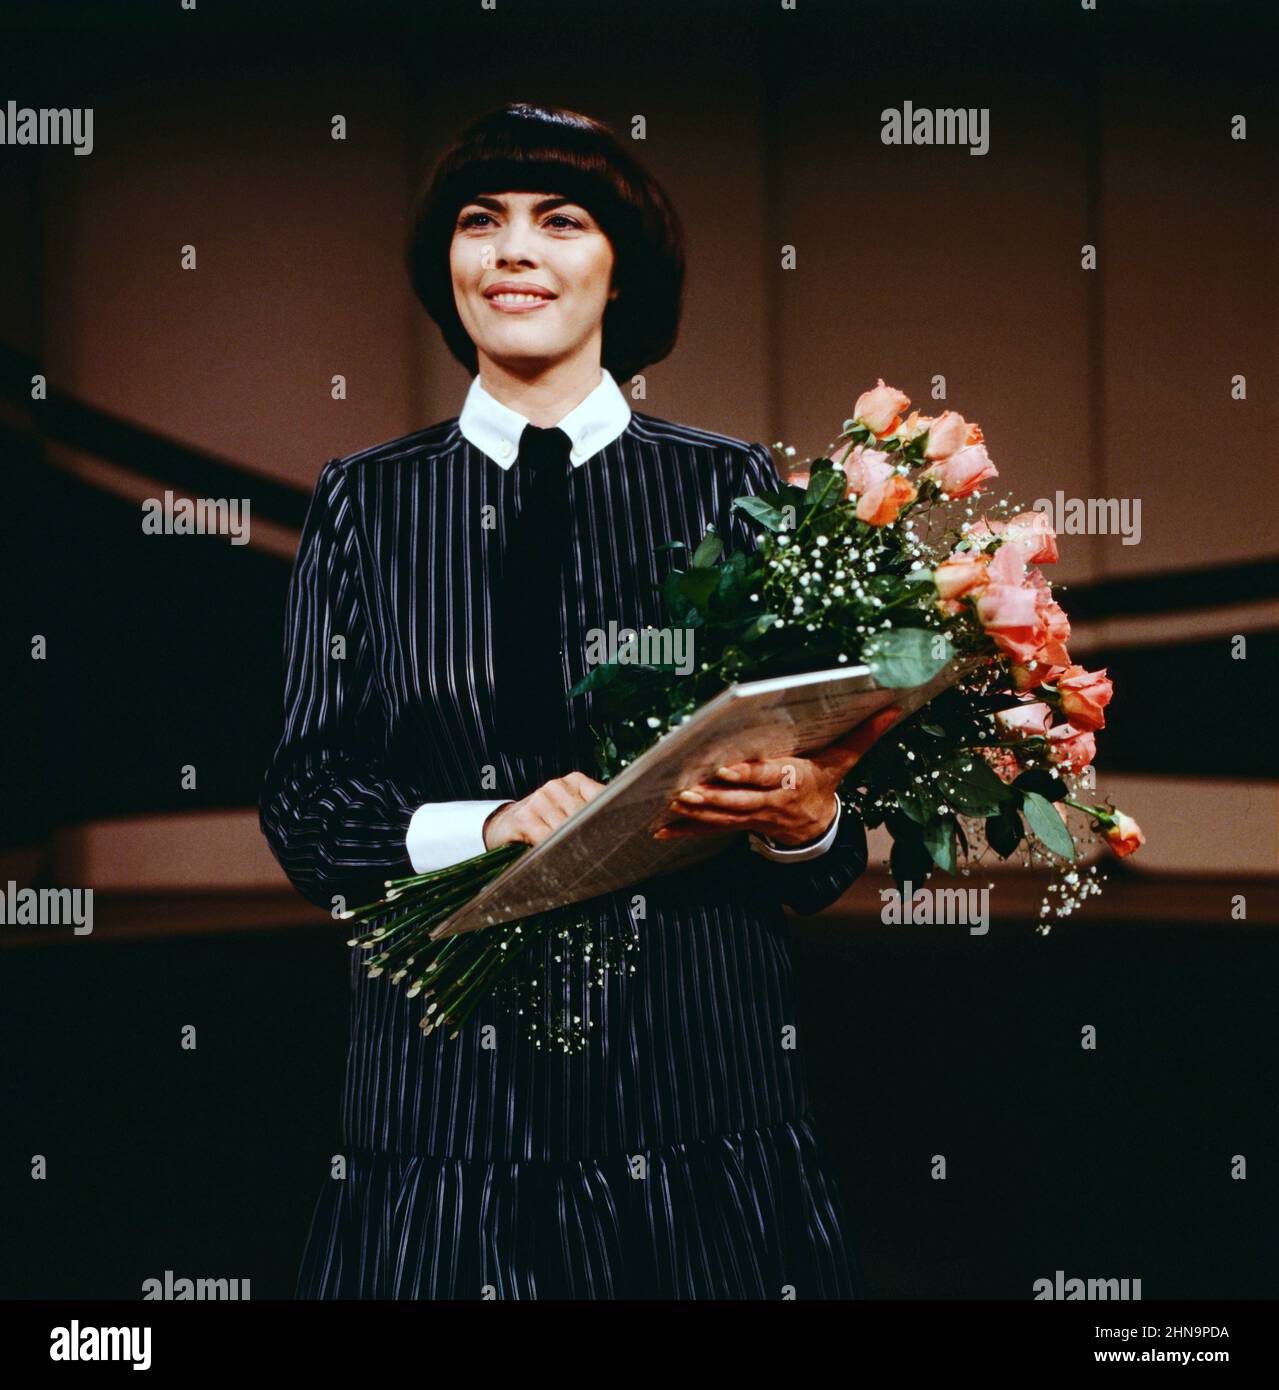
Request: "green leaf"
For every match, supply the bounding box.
[803,468,843,511]
[679,568,719,610]
[566,668,599,698]
[922,816,957,873]
[893,786,931,825]
[864,627,954,689]
[691,530,724,568]
[986,806,1024,858]
[936,757,1014,816]
[653,540,688,554]
[663,568,692,621]
[714,550,750,607]
[1021,790,1075,860]
[732,495,786,532]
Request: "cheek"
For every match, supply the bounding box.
[554,241,614,301]
[449,243,481,291]
[590,243,616,291]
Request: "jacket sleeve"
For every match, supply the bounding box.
[259,457,422,910]
[719,441,873,915]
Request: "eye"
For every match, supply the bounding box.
[545,213,584,230]
[456,210,493,229]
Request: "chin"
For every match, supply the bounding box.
[482,339,577,370]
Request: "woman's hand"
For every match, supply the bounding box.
[482,771,606,850]
[653,705,903,846]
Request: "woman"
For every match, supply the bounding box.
[260,101,898,1300]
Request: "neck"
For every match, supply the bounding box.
[476,350,604,427]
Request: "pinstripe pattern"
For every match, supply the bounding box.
[261,411,872,1298]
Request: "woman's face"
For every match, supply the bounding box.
[449,190,617,375]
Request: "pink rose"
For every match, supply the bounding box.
[1003,510,1058,564]
[898,410,932,442]
[858,473,917,526]
[843,445,916,524]
[854,379,911,437]
[1009,660,1065,693]
[1035,597,1072,667]
[845,444,895,500]
[788,470,811,489]
[1056,664,1113,732]
[934,551,991,601]
[1103,811,1144,857]
[995,701,1053,737]
[975,583,1046,663]
[964,516,1004,549]
[844,444,893,497]
[922,442,998,498]
[1023,570,1072,667]
[965,511,1056,564]
[987,540,1028,587]
[923,410,970,459]
[1046,722,1096,771]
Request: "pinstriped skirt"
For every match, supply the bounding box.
[294,1112,863,1300]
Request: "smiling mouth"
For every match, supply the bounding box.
[485,291,556,310]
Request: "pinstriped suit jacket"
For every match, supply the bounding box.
[259,411,871,1161]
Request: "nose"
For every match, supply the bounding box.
[494,213,537,268]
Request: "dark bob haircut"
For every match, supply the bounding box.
[406,102,685,383]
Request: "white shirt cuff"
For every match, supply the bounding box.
[749,796,842,863]
[406,799,510,874]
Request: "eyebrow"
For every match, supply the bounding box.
[464,194,586,216]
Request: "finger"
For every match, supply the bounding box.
[539,780,582,819]
[518,806,557,845]
[672,785,775,812]
[566,770,606,799]
[710,758,799,788]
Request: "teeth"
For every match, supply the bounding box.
[490,293,549,304]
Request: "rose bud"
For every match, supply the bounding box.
[857,474,917,525]
[854,379,912,437]
[1046,721,1096,771]
[921,442,999,498]
[994,701,1053,737]
[1003,510,1059,564]
[1056,664,1113,733]
[1010,659,1064,692]
[923,410,969,460]
[976,583,1047,664]
[1102,811,1145,857]
[934,551,991,600]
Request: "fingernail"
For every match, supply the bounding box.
[653,828,674,839]
[678,790,705,803]
[716,766,740,781]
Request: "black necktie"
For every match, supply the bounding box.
[493,424,576,755]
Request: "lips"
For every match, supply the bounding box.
[482,281,556,301]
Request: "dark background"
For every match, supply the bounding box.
[2,0,1276,1300]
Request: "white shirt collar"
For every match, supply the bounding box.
[457,366,631,469]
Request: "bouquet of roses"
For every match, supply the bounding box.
[345,380,1144,1046]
